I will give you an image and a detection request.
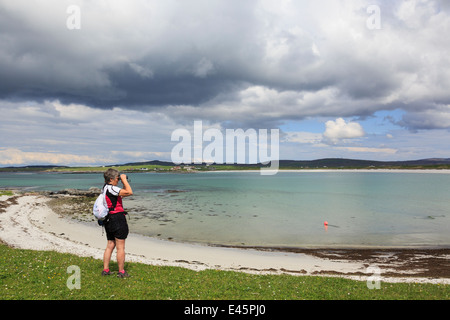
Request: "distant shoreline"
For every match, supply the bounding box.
[207,168,450,174]
[2,156,450,173]
[55,168,450,175]
[3,168,450,174]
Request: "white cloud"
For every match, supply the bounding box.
[0,148,111,166]
[323,118,365,144]
[128,62,154,79]
[334,146,398,155]
[193,58,215,78]
[283,131,323,144]
[0,99,181,166]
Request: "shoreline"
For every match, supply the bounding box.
[3,168,450,175]
[205,168,450,174]
[0,193,448,284]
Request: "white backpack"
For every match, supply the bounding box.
[93,186,109,221]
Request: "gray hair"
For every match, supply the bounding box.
[104,168,119,184]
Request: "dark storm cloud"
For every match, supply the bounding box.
[101,62,244,108]
[0,0,450,130]
[0,0,262,108]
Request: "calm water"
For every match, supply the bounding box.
[1,171,449,248]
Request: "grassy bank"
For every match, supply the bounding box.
[0,244,448,300]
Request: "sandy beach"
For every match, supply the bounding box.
[0,193,448,284]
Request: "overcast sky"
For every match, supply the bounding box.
[1,0,450,166]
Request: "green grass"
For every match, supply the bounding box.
[49,164,259,172]
[0,244,448,300]
[0,190,14,196]
[47,164,173,173]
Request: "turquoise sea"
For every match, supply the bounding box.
[1,171,449,248]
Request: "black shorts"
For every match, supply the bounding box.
[104,212,129,241]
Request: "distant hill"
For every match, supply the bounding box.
[120,158,450,169]
[1,158,450,172]
[0,165,70,172]
[277,158,450,168]
[121,160,175,167]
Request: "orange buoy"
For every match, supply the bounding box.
[324,221,328,226]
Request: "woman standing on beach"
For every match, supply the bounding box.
[102,168,133,278]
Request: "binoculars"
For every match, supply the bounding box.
[118,173,130,182]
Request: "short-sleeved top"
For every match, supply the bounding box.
[104,184,125,214]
